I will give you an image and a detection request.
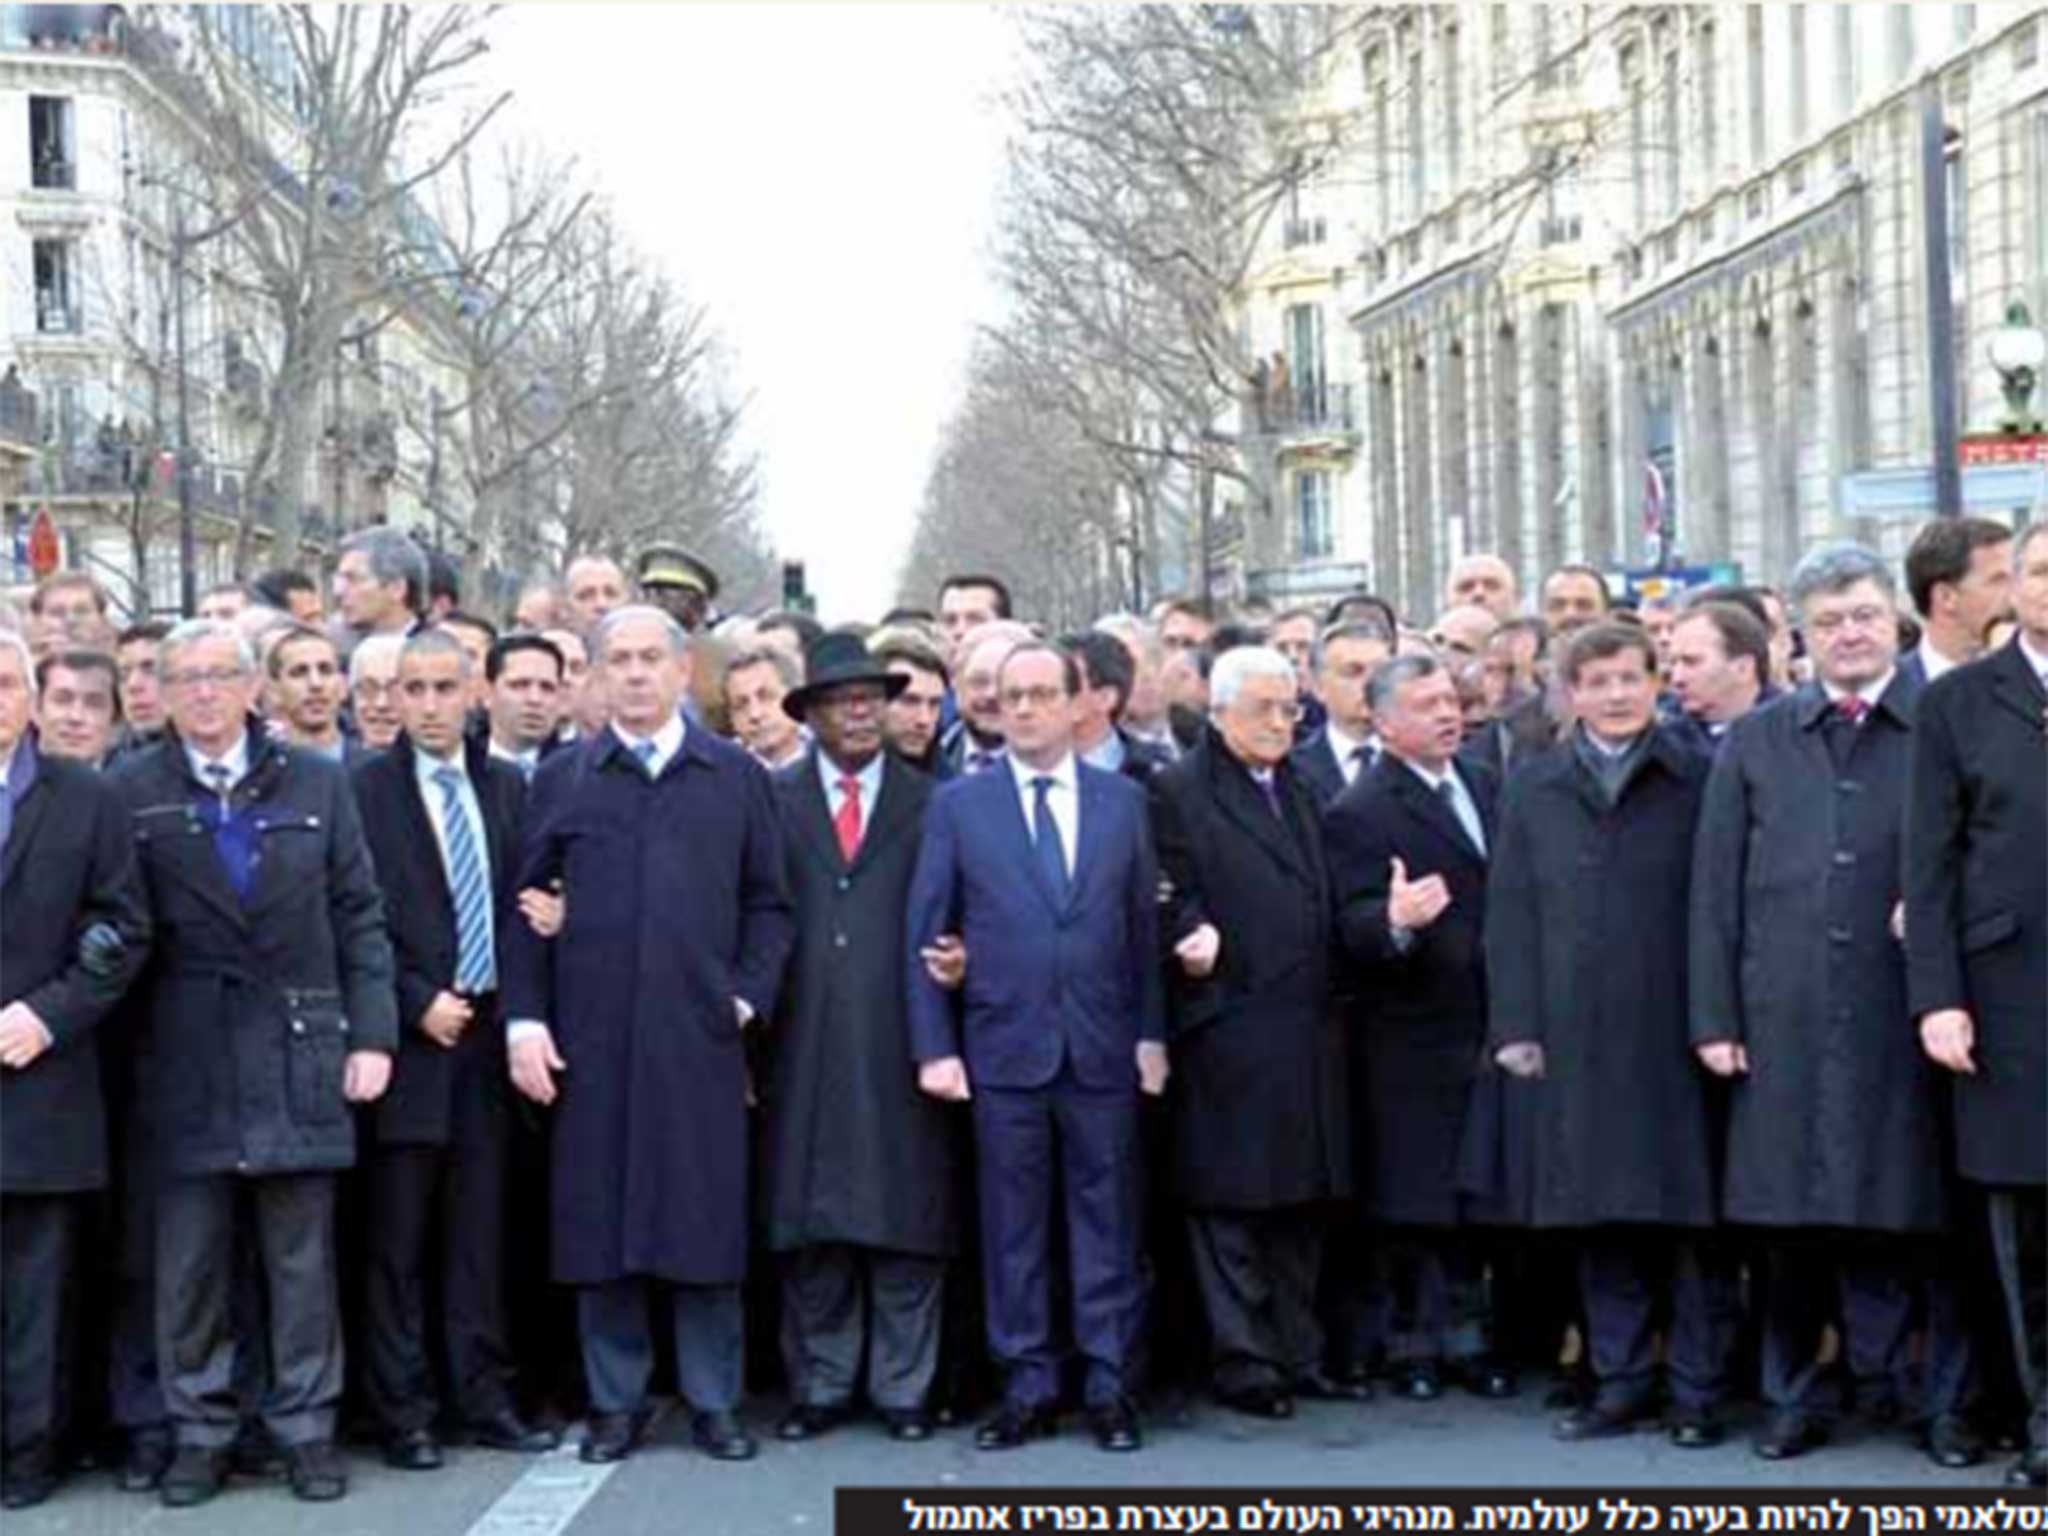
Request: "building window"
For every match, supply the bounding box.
[1888,5,1915,83]
[1286,303,1325,424]
[1442,19,1463,192]
[1296,470,1334,559]
[1489,5,1510,95]
[1621,42,1646,228]
[1659,27,1682,217]
[1745,7,1766,166]
[1366,45,1391,232]
[1953,5,1977,46]
[2035,112,2048,306]
[1541,148,1582,245]
[1404,26,1426,222]
[1696,18,1718,189]
[1788,6,1809,143]
[1835,7,1858,114]
[29,96,75,191]
[33,238,79,332]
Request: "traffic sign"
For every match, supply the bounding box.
[1958,434,2048,466]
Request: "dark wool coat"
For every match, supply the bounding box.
[761,752,960,1257]
[1483,727,1719,1229]
[1904,641,2048,1188]
[350,734,526,1147]
[1326,752,1497,1227]
[111,727,398,1177]
[1690,677,1950,1232]
[1,742,151,1193]
[1150,732,1349,1212]
[501,724,794,1286]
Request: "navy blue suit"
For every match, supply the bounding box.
[904,760,1164,1408]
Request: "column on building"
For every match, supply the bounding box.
[1531,298,1568,577]
[1437,297,1473,584]
[1575,294,1616,570]
[1400,322,1436,619]
[1489,292,1527,591]
[1368,340,1402,603]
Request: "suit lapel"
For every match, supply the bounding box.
[1989,640,2048,733]
[1384,757,1483,869]
[851,758,917,876]
[1214,754,1307,880]
[787,757,848,879]
[0,770,50,892]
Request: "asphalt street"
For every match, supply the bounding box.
[3,1391,2013,1536]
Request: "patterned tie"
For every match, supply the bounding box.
[202,761,232,811]
[833,774,863,863]
[1031,775,1070,904]
[434,766,495,993]
[967,748,1000,775]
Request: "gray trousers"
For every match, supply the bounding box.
[1187,1209,1325,1396]
[778,1245,945,1412]
[577,1279,742,1415]
[156,1173,342,1449]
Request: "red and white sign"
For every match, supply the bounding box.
[1958,434,2048,467]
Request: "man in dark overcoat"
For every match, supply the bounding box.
[503,605,794,1467]
[1150,646,1355,1419]
[763,634,960,1442]
[352,631,558,1467]
[1691,546,1957,1462]
[1326,653,1510,1403]
[1485,622,1734,1445]
[1906,521,2048,1489]
[0,631,150,1508]
[111,618,397,1507]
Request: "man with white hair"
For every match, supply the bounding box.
[1148,646,1356,1420]
[349,633,406,753]
[111,618,396,1507]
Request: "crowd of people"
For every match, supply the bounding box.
[0,515,2041,1510]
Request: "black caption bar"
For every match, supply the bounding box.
[837,1489,2048,1536]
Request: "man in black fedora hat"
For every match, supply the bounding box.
[761,632,965,1441]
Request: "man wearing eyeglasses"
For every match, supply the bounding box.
[905,641,1166,1454]
[110,618,397,1508]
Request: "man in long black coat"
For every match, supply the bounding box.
[1486,622,1734,1445]
[503,606,794,1467]
[0,633,150,1508]
[1326,653,1509,1403]
[1691,547,1955,1461]
[352,632,558,1467]
[112,618,397,1507]
[764,635,960,1442]
[1906,521,2048,1489]
[1150,647,1354,1419]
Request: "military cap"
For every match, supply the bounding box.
[634,544,720,602]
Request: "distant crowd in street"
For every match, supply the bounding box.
[0,511,2042,1510]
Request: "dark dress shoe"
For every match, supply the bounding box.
[1754,1412,1828,1461]
[777,1403,847,1441]
[1924,1414,1985,1470]
[1,1467,56,1509]
[467,1409,560,1453]
[1391,1362,1443,1401]
[382,1428,443,1471]
[1454,1359,1518,1400]
[1555,1402,1649,1441]
[2006,1447,2048,1488]
[120,1428,174,1492]
[879,1409,933,1441]
[1296,1366,1372,1403]
[1090,1398,1142,1452]
[1217,1384,1296,1420]
[1668,1415,1725,1449]
[159,1446,229,1508]
[286,1441,348,1502]
[579,1412,642,1465]
[975,1402,1057,1450]
[692,1410,757,1461]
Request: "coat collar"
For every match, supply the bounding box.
[1791,668,1920,732]
[591,714,715,779]
[1987,635,2048,731]
[1375,750,1488,867]
[785,747,919,878]
[1195,728,1315,885]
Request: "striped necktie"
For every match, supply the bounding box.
[434,765,495,993]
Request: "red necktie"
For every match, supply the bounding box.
[1833,696,1870,725]
[834,775,863,862]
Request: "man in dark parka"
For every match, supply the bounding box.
[503,606,794,1467]
[1486,622,1735,1445]
[0,634,150,1508]
[763,635,959,1442]
[1906,521,2048,1489]
[1150,647,1354,1419]
[1326,653,1508,1402]
[111,619,397,1507]
[1691,545,1956,1461]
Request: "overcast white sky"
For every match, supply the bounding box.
[484,4,1019,621]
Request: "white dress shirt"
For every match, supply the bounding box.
[1395,754,1486,857]
[185,732,253,796]
[488,738,540,780]
[2020,634,2048,690]
[1009,751,1079,880]
[613,711,686,777]
[819,747,885,826]
[1916,638,1965,684]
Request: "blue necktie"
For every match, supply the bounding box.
[632,739,658,778]
[1032,775,1070,905]
[434,766,495,993]
[0,774,12,856]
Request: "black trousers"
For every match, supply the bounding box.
[1986,1187,2047,1449]
[157,1173,342,1449]
[778,1245,944,1412]
[1757,1231,1929,1417]
[1579,1228,1737,1416]
[1186,1208,1323,1396]
[1,1194,79,1471]
[1376,1226,1491,1367]
[361,1126,517,1434]
[577,1279,742,1416]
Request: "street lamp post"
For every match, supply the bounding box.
[172,201,197,617]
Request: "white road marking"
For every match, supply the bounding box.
[461,1413,665,1536]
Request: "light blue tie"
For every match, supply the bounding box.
[434,766,495,993]
[632,739,658,778]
